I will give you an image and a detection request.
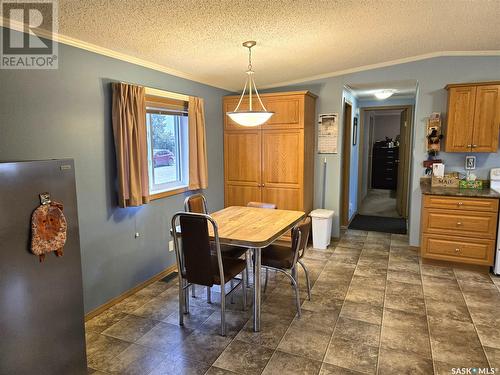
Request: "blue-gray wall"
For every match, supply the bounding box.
[266,56,500,246]
[0,31,229,312]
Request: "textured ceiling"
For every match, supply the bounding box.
[57,0,500,90]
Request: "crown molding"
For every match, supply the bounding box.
[0,18,233,91]
[260,50,500,89]
[2,19,499,92]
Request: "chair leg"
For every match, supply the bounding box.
[291,274,301,318]
[298,260,311,301]
[230,279,235,304]
[291,267,298,286]
[207,286,211,304]
[263,268,269,293]
[178,279,184,326]
[281,270,301,318]
[245,251,251,288]
[242,271,247,311]
[220,283,226,336]
[184,281,190,314]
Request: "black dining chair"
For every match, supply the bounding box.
[184,194,249,301]
[260,217,312,317]
[171,212,247,336]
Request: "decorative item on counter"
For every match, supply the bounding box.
[423,159,442,176]
[431,172,460,188]
[31,192,67,262]
[459,172,483,189]
[459,179,483,189]
[432,163,445,178]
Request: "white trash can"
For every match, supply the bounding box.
[309,209,335,250]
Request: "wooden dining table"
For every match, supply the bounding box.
[208,206,306,332]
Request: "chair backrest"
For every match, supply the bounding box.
[184,194,208,214]
[291,217,312,262]
[171,212,223,287]
[247,201,277,209]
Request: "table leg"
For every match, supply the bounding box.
[253,247,261,332]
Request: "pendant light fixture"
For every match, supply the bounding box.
[227,41,274,127]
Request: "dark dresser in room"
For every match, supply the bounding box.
[371,144,399,190]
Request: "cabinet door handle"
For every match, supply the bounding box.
[472,144,477,148]
[455,248,461,253]
[467,144,472,148]
[456,222,462,226]
[457,202,463,206]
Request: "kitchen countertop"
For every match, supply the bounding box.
[420,178,500,199]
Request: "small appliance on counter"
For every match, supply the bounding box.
[490,168,500,275]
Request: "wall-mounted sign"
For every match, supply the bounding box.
[318,113,339,154]
[465,155,476,170]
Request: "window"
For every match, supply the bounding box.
[146,95,189,198]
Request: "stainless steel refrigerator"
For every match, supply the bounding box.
[0,159,87,375]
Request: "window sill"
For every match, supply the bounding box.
[150,185,189,200]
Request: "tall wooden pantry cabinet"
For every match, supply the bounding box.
[223,91,316,215]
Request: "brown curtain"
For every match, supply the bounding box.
[111,83,150,207]
[188,96,208,190]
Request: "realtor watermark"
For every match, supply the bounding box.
[451,368,498,374]
[1,0,58,69]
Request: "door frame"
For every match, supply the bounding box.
[357,104,414,219]
[341,100,353,227]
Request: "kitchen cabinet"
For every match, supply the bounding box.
[223,91,316,215]
[420,194,498,265]
[445,82,500,152]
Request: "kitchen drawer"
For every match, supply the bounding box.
[422,209,498,239]
[423,195,499,212]
[421,233,495,265]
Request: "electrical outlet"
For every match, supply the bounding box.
[168,240,174,252]
[134,232,140,238]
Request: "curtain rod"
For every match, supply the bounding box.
[118,81,191,101]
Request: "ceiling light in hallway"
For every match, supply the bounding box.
[374,90,395,100]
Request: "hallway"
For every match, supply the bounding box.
[358,189,401,218]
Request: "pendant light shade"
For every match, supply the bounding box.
[227,111,274,127]
[227,41,274,127]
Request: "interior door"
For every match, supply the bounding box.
[445,86,476,152]
[224,130,262,206]
[471,85,500,152]
[261,129,303,210]
[341,103,352,226]
[396,108,409,218]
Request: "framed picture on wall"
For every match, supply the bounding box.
[352,117,358,146]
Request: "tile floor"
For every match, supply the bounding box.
[86,230,500,374]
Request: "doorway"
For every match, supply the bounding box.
[341,101,414,234]
[350,105,413,233]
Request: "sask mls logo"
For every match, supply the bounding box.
[1,0,58,69]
